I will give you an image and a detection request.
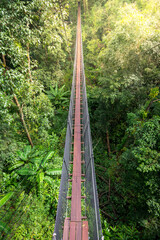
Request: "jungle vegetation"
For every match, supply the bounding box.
[0,0,160,239]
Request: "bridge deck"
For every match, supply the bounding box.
[62,2,88,240]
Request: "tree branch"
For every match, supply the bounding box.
[101,209,115,220]
[13,95,33,147]
[146,99,160,112]
[144,43,160,54]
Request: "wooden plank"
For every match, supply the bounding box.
[69,4,87,240]
[63,218,70,240]
[82,221,88,240]
[76,222,82,240]
[70,222,76,240]
[70,1,82,223]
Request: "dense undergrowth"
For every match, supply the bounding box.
[0,0,160,239]
[0,0,72,238]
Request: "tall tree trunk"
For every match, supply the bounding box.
[83,0,86,13]
[83,0,88,14]
[2,54,7,75]
[13,95,33,147]
[106,129,111,201]
[27,43,33,82]
[106,129,111,155]
[2,53,33,146]
[59,0,73,63]
[86,0,88,12]
[2,54,6,67]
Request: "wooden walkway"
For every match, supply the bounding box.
[62,2,89,239]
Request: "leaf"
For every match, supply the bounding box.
[38,172,44,188]
[0,221,10,233]
[30,149,42,158]
[9,161,24,171]
[46,169,62,176]
[44,176,53,185]
[17,151,27,161]
[17,168,36,176]
[17,146,31,161]
[0,192,14,208]
[30,157,43,164]
[47,95,54,100]
[24,145,32,156]
[41,151,54,167]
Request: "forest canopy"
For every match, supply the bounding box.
[0,0,160,239]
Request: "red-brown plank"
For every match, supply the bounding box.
[76,222,82,240]
[63,218,70,240]
[70,1,82,223]
[70,222,76,240]
[82,221,88,240]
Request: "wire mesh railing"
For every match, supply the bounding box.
[81,23,103,240]
[53,27,78,240]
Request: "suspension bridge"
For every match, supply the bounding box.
[54,1,103,239]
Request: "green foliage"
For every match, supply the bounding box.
[94,91,160,238]
[8,146,62,196]
[0,145,62,238]
[46,84,69,108]
[103,220,140,240]
[0,0,71,238]
[84,0,160,105]
[0,221,10,234]
[0,192,14,208]
[83,0,160,239]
